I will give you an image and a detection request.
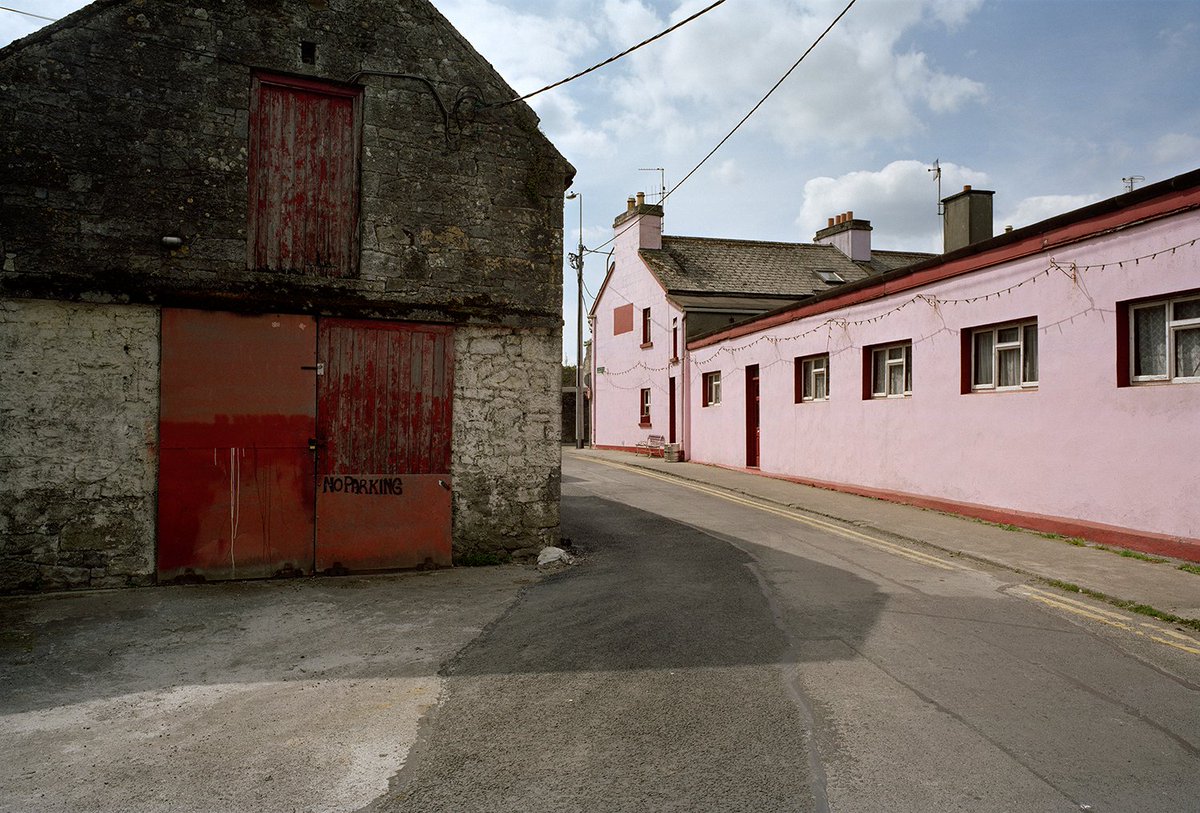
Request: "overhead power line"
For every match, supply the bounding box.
[0,5,57,22]
[491,0,730,108]
[590,0,859,254]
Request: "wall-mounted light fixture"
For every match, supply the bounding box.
[161,236,183,249]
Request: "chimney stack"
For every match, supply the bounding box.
[814,211,872,262]
[942,185,994,253]
[613,191,664,250]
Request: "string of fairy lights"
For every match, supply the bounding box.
[594,233,1199,383]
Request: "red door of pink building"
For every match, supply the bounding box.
[157,311,454,581]
[745,365,760,468]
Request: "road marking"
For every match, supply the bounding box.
[1010,586,1200,657]
[581,457,969,572]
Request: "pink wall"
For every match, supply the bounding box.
[590,209,685,450]
[687,210,1200,544]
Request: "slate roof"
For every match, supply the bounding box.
[639,236,932,299]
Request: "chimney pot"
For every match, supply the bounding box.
[636,191,645,207]
[963,185,972,192]
[827,217,835,228]
[627,196,636,212]
[846,210,854,220]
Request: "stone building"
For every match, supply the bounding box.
[0,0,574,591]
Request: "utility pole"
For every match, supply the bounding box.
[565,192,585,449]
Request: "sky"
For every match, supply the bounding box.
[4,1,1198,364]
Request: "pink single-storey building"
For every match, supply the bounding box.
[591,170,1200,561]
[589,192,929,455]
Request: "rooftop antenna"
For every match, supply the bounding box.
[928,159,943,215]
[1122,175,1144,193]
[639,167,667,205]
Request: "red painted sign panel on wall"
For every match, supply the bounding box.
[247,73,362,277]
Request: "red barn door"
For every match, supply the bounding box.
[158,310,317,581]
[315,319,454,571]
[247,73,361,277]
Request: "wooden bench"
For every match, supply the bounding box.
[636,434,666,457]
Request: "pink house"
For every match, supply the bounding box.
[589,192,930,456]
[668,169,1199,560]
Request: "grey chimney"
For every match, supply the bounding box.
[942,185,994,253]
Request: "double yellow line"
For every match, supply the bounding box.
[584,457,969,572]
[580,456,1200,659]
[1011,585,1200,656]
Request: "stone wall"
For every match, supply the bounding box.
[0,0,572,328]
[452,326,562,560]
[0,299,159,591]
[0,0,574,588]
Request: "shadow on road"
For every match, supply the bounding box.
[448,495,886,676]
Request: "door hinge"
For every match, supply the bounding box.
[301,363,325,376]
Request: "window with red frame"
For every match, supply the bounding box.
[639,388,652,425]
[641,307,652,346]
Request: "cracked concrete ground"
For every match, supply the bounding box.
[0,568,536,813]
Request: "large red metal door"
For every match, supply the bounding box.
[315,319,454,571]
[158,310,317,581]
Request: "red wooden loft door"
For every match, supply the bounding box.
[247,73,362,277]
[316,319,454,571]
[157,311,454,581]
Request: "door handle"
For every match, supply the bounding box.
[308,438,326,452]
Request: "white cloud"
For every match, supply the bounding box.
[997,194,1102,233]
[713,159,743,186]
[926,0,986,28]
[1151,133,1200,165]
[437,0,596,96]
[797,160,989,251]
[1157,21,1198,51]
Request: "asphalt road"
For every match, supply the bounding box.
[378,453,1200,813]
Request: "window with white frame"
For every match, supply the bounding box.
[795,354,829,402]
[871,342,912,398]
[702,371,721,406]
[1131,294,1200,382]
[639,387,652,424]
[972,321,1038,390]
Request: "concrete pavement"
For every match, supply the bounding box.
[571,448,1200,623]
[0,568,535,813]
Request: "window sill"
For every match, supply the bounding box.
[641,342,653,349]
[638,421,652,428]
[1131,377,1199,385]
[967,386,1039,394]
